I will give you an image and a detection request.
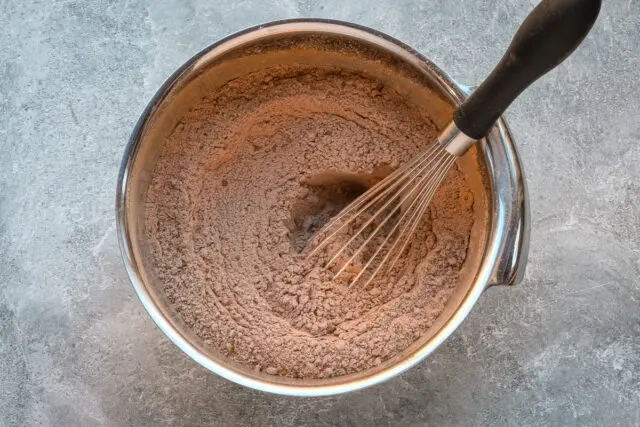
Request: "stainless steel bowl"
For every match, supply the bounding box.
[116,19,530,396]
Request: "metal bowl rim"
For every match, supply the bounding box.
[116,18,515,396]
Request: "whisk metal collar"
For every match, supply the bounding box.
[438,121,477,156]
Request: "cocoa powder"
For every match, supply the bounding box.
[145,65,480,378]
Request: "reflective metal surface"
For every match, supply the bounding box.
[438,121,478,156]
[483,117,530,287]
[116,19,530,396]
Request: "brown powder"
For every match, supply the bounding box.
[145,65,478,379]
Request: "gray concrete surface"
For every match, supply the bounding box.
[1,0,638,425]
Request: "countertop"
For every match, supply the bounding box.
[1,0,638,426]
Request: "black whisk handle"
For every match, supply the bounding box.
[453,0,601,140]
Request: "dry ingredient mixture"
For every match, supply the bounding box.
[145,64,478,379]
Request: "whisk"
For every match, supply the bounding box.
[308,0,601,286]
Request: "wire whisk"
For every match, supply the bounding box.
[306,0,601,287]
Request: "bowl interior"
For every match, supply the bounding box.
[122,23,492,394]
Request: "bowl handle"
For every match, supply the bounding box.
[484,118,531,288]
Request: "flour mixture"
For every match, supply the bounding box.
[145,65,480,378]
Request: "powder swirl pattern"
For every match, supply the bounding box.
[145,66,479,379]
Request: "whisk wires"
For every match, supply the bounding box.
[307,143,456,288]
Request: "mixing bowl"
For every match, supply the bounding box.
[116,19,529,396]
